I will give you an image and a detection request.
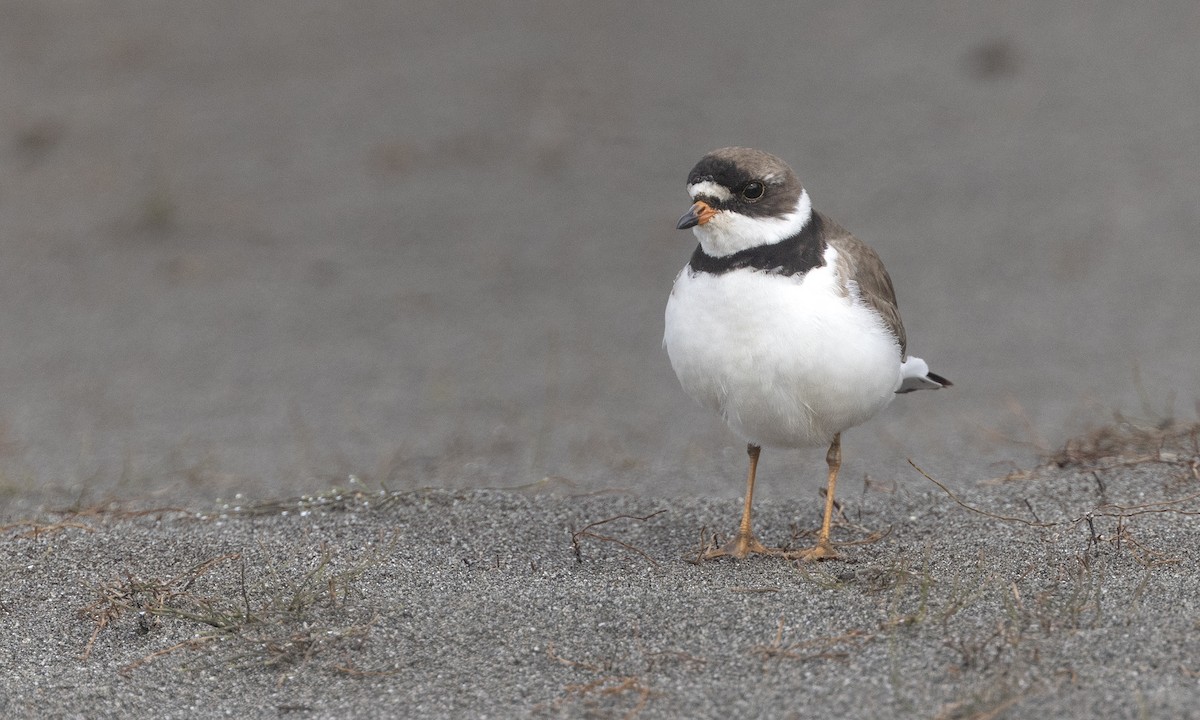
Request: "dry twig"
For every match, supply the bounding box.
[570,510,667,568]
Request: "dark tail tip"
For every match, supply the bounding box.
[927,372,953,388]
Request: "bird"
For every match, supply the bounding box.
[663,147,950,561]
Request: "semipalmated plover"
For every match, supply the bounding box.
[664,147,950,560]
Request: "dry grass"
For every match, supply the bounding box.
[912,458,1200,537]
[544,644,655,720]
[78,552,242,662]
[2,503,193,539]
[77,536,397,680]
[750,616,874,664]
[1044,417,1200,473]
[539,620,708,719]
[899,414,1200,716]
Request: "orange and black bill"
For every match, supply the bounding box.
[676,201,717,230]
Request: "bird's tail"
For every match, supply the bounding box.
[896,356,952,394]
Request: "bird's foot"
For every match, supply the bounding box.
[779,525,892,562]
[702,533,840,562]
[701,531,773,560]
[782,540,839,563]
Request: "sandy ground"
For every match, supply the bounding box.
[1,1,1199,717]
[4,430,1200,718]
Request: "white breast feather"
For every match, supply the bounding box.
[663,245,902,448]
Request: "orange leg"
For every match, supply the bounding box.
[703,444,771,559]
[796,432,841,561]
[703,436,843,562]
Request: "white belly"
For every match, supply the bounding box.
[663,257,902,448]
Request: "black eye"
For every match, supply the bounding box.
[741,181,765,201]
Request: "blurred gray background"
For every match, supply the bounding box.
[1,1,1197,511]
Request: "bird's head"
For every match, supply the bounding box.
[677,147,812,257]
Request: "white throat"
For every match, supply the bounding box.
[691,191,813,257]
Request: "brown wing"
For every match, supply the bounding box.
[820,212,908,358]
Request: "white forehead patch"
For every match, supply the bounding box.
[687,181,733,202]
